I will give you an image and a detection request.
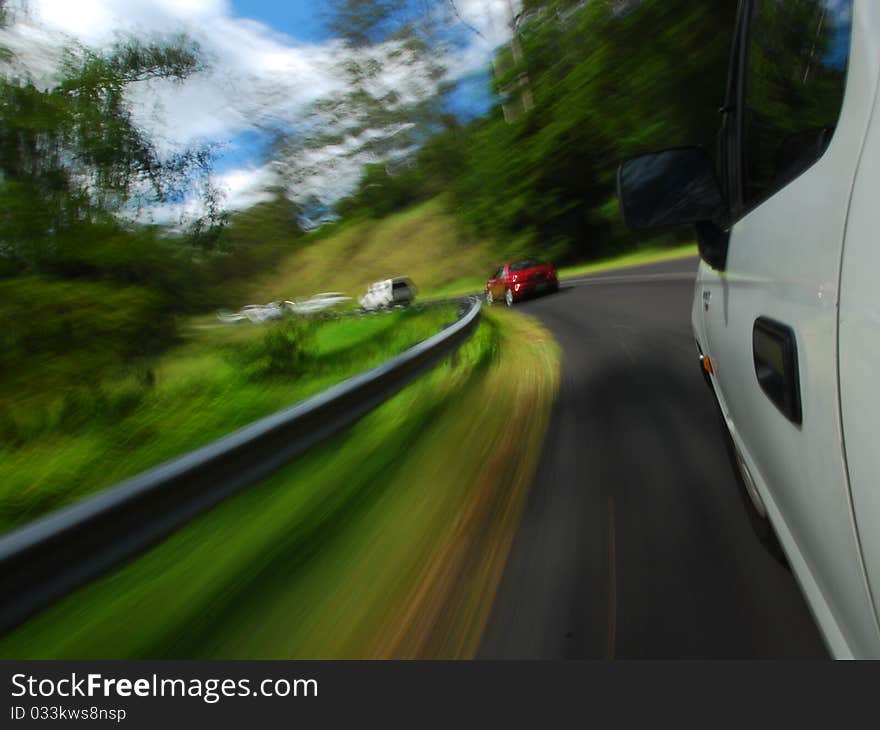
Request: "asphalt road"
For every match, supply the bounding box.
[479,257,828,659]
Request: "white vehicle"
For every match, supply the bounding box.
[217,293,352,323]
[217,302,284,323]
[618,0,880,658]
[286,292,352,315]
[358,277,417,311]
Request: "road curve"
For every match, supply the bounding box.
[479,257,827,658]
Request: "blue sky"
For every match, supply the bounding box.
[824,1,853,69]
[231,1,331,44]
[227,0,497,117]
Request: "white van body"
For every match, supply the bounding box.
[691,1,880,658]
[358,277,416,311]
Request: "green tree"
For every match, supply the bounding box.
[0,24,233,390]
[0,34,220,275]
[454,0,740,261]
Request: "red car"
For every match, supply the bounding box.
[485,259,559,306]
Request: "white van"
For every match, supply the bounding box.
[618,0,880,658]
[358,277,417,311]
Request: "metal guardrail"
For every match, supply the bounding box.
[0,297,482,635]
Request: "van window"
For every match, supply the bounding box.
[743,0,853,208]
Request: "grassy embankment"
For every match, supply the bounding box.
[247,195,697,304]
[557,242,698,278]
[0,308,560,659]
[0,305,460,531]
[246,195,497,303]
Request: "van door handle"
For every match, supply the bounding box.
[753,317,802,424]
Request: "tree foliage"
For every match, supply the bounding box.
[325,0,407,47]
[0,35,220,275]
[335,0,742,262]
[0,27,274,390]
[334,114,466,218]
[452,0,741,261]
[276,0,451,209]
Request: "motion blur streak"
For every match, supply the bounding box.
[368,310,559,658]
[0,310,559,659]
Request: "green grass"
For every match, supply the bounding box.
[247,195,497,305]
[0,305,458,532]
[0,309,561,659]
[557,242,698,279]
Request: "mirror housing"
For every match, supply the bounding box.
[617,146,730,270]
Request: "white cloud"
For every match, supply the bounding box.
[218,165,278,210]
[27,0,231,45]
[443,0,521,78]
[22,0,346,149]
[126,163,277,228]
[3,0,515,215]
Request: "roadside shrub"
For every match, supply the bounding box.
[57,387,109,431]
[0,277,175,385]
[232,317,316,380]
[0,408,24,448]
[55,381,146,433]
[104,379,148,420]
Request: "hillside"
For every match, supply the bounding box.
[245,196,496,304]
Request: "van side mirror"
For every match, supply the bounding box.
[617,147,730,270]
